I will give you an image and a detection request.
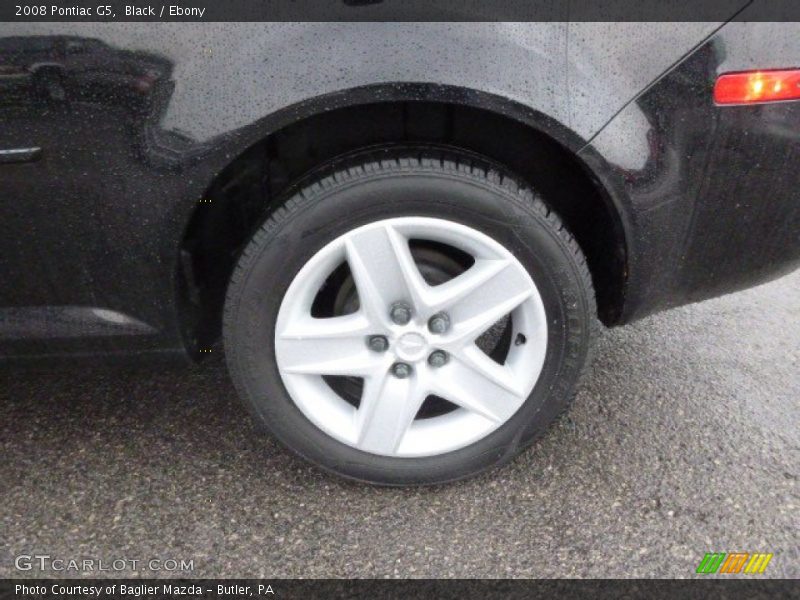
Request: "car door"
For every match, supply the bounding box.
[0,33,175,355]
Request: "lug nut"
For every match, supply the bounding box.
[390,302,412,325]
[391,362,413,379]
[367,335,389,352]
[428,312,450,335]
[427,350,449,368]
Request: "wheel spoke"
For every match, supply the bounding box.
[425,258,511,312]
[355,373,425,454]
[447,290,532,349]
[384,225,429,311]
[277,313,380,376]
[431,348,526,423]
[457,345,526,397]
[434,261,533,347]
[274,215,548,458]
[345,225,427,324]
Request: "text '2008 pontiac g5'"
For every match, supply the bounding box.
[1,21,798,484]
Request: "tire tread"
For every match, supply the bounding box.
[223,147,598,485]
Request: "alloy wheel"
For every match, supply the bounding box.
[274,217,548,458]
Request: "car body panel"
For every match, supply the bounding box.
[1,18,798,361]
[581,21,800,320]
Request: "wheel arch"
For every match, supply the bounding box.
[176,84,630,354]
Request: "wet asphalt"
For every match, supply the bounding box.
[1,272,798,579]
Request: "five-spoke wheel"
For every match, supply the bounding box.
[224,151,595,484]
[275,217,548,457]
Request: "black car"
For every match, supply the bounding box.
[1,20,798,484]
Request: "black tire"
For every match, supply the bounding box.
[223,149,596,485]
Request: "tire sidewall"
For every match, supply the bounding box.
[225,162,592,485]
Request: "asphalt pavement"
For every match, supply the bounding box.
[1,272,798,578]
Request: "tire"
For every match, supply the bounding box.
[224,149,596,485]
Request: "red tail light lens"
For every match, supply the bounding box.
[714,69,800,105]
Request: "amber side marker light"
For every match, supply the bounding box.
[714,69,800,105]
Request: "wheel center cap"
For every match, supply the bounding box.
[395,332,428,361]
